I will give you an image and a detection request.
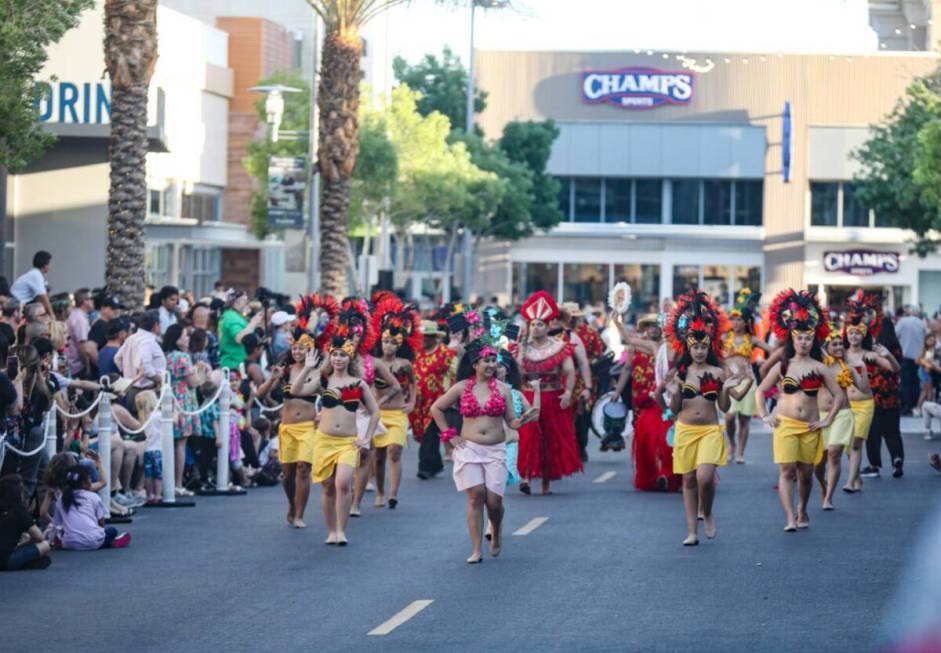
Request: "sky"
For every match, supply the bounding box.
[363,0,880,79]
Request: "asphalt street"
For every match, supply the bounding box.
[4,419,940,653]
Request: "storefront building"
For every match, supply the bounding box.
[474,48,941,313]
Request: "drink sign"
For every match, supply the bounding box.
[581,67,695,110]
[823,250,900,276]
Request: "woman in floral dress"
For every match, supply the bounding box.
[163,324,201,495]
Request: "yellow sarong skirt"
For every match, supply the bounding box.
[773,415,823,465]
[373,409,409,449]
[849,399,875,440]
[311,431,360,483]
[672,423,727,474]
[728,380,757,417]
[821,408,855,450]
[278,421,316,465]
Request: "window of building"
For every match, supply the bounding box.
[841,183,869,227]
[292,37,304,70]
[145,243,172,289]
[148,189,161,216]
[733,266,762,297]
[614,264,660,312]
[734,180,763,226]
[634,179,662,224]
[181,192,219,222]
[604,179,631,223]
[672,180,700,225]
[673,264,700,296]
[703,180,732,225]
[701,265,731,305]
[512,262,559,303]
[562,263,607,306]
[190,247,221,299]
[557,177,572,221]
[810,182,840,226]
[573,177,602,222]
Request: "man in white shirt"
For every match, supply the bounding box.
[114,310,166,415]
[157,285,179,335]
[10,251,53,321]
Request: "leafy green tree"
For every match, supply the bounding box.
[853,68,941,256]
[392,46,487,134]
[243,70,310,239]
[0,0,93,273]
[350,106,397,230]
[499,119,564,230]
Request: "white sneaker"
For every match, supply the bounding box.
[129,490,148,507]
[913,408,923,417]
[113,492,135,507]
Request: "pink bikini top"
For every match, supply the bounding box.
[460,377,506,418]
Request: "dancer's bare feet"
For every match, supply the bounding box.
[466,552,483,564]
[292,518,307,529]
[703,514,717,539]
[374,494,385,507]
[540,480,552,495]
[682,535,699,546]
[286,508,295,526]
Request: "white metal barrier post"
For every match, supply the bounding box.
[43,409,56,461]
[160,377,176,504]
[97,391,112,506]
[216,379,231,491]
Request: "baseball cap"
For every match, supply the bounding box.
[271,311,296,327]
[100,296,126,311]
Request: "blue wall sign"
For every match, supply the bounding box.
[581,67,694,110]
[782,101,792,183]
[34,81,112,124]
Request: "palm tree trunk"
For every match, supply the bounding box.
[317,30,362,297]
[106,84,149,309]
[104,0,158,312]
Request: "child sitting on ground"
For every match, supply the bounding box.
[135,391,163,504]
[50,465,130,550]
[0,474,51,571]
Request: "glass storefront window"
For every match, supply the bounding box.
[573,177,602,223]
[512,262,558,304]
[703,180,732,225]
[734,180,763,226]
[562,263,608,307]
[604,179,631,223]
[810,182,839,226]
[673,264,700,296]
[614,264,661,313]
[842,183,870,227]
[733,266,762,298]
[703,265,730,305]
[557,177,572,221]
[635,179,663,224]
[672,180,700,224]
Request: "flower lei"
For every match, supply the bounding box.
[460,376,506,417]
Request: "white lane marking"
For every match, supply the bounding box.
[513,517,549,536]
[593,471,617,483]
[368,600,434,636]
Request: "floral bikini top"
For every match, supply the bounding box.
[460,377,506,418]
[320,377,364,413]
[681,371,722,402]
[823,357,854,389]
[722,332,753,358]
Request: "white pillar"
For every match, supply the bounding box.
[216,377,231,491]
[97,392,112,506]
[43,409,56,461]
[160,376,176,504]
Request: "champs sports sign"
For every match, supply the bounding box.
[581,67,695,110]
[823,250,900,276]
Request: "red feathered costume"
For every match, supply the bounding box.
[630,348,681,491]
[516,291,583,482]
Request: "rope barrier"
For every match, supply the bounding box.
[55,391,103,419]
[113,383,169,435]
[253,395,283,413]
[1,433,48,457]
[173,380,225,416]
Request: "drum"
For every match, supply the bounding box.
[591,392,632,451]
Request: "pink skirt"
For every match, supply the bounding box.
[452,441,508,496]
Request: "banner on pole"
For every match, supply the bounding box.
[267,156,307,229]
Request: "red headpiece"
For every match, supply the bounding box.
[769,289,830,342]
[665,289,727,356]
[371,295,422,353]
[338,296,376,356]
[521,291,560,323]
[293,293,338,349]
[843,289,883,340]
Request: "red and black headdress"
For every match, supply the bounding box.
[293,293,338,349]
[843,289,883,339]
[371,295,422,353]
[336,296,376,356]
[665,289,727,356]
[769,289,830,342]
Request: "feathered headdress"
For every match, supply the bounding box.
[337,296,376,356]
[521,290,560,323]
[293,293,338,349]
[843,289,883,339]
[730,288,761,326]
[665,289,727,356]
[372,295,422,353]
[769,289,830,342]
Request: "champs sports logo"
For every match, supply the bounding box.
[581,67,695,110]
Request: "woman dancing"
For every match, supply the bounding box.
[721,289,769,464]
[866,316,904,478]
[371,298,420,510]
[514,291,580,495]
[662,290,742,545]
[256,293,337,529]
[297,332,380,545]
[430,341,538,563]
[842,291,899,491]
[756,289,844,532]
[815,331,868,510]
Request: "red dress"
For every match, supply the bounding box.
[630,351,681,491]
[410,343,455,441]
[517,342,583,481]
